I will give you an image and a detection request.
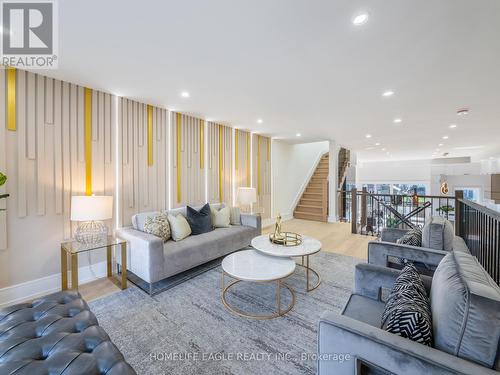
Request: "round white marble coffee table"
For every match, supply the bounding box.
[251,234,322,292]
[221,249,296,319]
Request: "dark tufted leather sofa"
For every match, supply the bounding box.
[0,291,136,375]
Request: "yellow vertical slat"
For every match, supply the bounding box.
[267,137,270,161]
[219,124,223,202]
[84,88,92,195]
[7,67,16,131]
[257,135,261,195]
[147,105,153,166]
[246,132,250,185]
[176,113,181,203]
[200,119,204,169]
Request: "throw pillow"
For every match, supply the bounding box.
[396,228,422,247]
[229,207,241,226]
[382,263,433,346]
[211,206,230,228]
[167,213,192,241]
[143,213,171,242]
[186,203,213,235]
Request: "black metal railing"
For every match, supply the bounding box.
[457,198,500,285]
[338,189,456,235]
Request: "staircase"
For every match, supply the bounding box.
[294,153,329,222]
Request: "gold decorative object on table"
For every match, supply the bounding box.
[269,214,303,246]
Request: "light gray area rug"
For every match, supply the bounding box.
[89,252,361,375]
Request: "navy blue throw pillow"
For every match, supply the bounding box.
[186,203,213,235]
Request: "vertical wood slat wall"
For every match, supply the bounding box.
[234,129,251,192]
[120,99,168,226]
[171,112,205,208]
[0,69,115,248]
[207,122,232,205]
[252,134,271,219]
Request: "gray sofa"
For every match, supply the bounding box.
[368,216,469,272]
[116,204,261,294]
[0,291,136,375]
[318,250,500,375]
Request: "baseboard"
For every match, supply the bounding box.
[328,215,338,223]
[0,261,108,308]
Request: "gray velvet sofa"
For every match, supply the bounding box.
[318,250,500,375]
[0,291,136,375]
[116,204,261,294]
[368,216,468,273]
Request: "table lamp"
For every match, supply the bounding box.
[237,187,257,213]
[71,195,113,245]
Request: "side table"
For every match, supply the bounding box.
[60,236,127,291]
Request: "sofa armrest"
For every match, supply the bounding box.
[380,227,409,243]
[318,311,497,375]
[368,240,448,268]
[241,214,261,232]
[354,263,400,300]
[115,227,164,283]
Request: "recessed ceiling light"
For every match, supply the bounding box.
[296,133,301,137]
[180,91,190,98]
[438,143,444,146]
[375,142,380,146]
[393,118,402,124]
[365,134,372,138]
[381,148,386,151]
[449,124,457,129]
[382,90,394,97]
[257,119,263,124]
[442,135,449,140]
[352,13,369,26]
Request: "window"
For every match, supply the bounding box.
[456,187,480,202]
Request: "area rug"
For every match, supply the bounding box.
[89,251,361,375]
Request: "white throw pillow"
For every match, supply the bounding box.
[230,207,241,226]
[167,213,192,241]
[211,206,230,228]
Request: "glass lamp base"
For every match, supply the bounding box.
[75,221,108,245]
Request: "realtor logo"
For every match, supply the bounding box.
[1,0,58,68]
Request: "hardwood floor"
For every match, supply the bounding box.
[80,218,375,302]
[262,218,374,260]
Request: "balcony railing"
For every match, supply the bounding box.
[457,196,500,285]
[338,188,500,285]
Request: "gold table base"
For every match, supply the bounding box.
[298,255,321,292]
[221,271,296,320]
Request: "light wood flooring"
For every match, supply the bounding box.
[79,219,374,302]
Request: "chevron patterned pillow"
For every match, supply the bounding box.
[382,263,433,346]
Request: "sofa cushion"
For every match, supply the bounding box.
[341,294,386,328]
[143,213,171,242]
[430,251,500,369]
[167,213,192,241]
[382,263,432,346]
[422,216,454,251]
[131,211,160,232]
[186,203,213,235]
[211,206,230,228]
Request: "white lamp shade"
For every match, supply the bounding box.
[70,195,113,221]
[237,187,257,205]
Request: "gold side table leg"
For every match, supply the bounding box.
[61,248,68,290]
[306,255,310,291]
[106,245,112,278]
[71,253,78,291]
[120,242,127,289]
[277,280,281,315]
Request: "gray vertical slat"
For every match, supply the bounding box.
[53,80,63,214]
[16,70,27,218]
[45,77,54,124]
[26,72,36,160]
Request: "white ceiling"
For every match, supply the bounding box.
[38,0,500,161]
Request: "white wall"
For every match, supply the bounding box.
[272,140,329,220]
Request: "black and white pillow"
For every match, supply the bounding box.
[382,263,433,346]
[396,228,422,247]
